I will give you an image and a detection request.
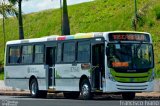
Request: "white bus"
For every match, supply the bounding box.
[4,31,154,100]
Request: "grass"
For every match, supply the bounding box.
[0,71,4,80]
[0,0,160,78]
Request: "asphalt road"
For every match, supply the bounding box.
[0,95,160,106]
[0,96,120,106]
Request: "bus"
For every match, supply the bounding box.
[4,31,155,100]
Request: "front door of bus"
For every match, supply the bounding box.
[46,47,56,87]
[92,44,104,90]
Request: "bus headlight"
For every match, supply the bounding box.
[107,72,116,82]
[149,70,155,82]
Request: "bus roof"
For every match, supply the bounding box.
[6,32,102,45]
[6,31,150,45]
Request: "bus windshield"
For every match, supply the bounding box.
[107,43,154,69]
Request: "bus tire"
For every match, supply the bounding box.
[63,92,80,99]
[30,79,47,98]
[122,92,135,100]
[80,80,92,100]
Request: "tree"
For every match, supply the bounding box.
[60,0,70,35]
[0,1,18,51]
[9,0,24,39]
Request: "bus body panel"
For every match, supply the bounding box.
[5,78,29,90]
[5,65,48,90]
[54,64,90,91]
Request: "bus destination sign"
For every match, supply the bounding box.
[109,33,150,42]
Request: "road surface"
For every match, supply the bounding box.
[0,95,160,106]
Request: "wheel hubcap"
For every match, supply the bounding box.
[31,82,37,95]
[82,84,89,96]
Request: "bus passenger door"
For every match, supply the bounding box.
[91,44,104,90]
[46,47,56,87]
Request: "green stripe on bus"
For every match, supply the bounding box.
[114,77,150,83]
[110,68,152,82]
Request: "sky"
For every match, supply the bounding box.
[0,0,93,18]
[1,0,93,14]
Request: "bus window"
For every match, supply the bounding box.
[34,45,44,63]
[107,44,153,69]
[22,45,33,64]
[57,43,62,63]
[63,42,75,62]
[77,41,90,62]
[8,46,21,64]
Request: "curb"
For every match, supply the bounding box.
[136,92,160,97]
[0,91,30,96]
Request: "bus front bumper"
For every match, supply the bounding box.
[103,79,154,92]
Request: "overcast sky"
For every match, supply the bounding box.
[13,0,93,14]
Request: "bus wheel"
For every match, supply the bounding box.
[30,79,47,98]
[30,79,39,98]
[122,92,135,100]
[63,92,80,99]
[80,80,92,100]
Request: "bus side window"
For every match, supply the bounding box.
[57,43,62,63]
[34,45,44,64]
[22,45,33,64]
[8,46,21,64]
[63,42,76,63]
[77,41,90,62]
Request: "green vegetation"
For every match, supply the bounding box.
[0,0,160,77]
[154,5,160,20]
[0,71,4,80]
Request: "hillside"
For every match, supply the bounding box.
[0,0,160,77]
